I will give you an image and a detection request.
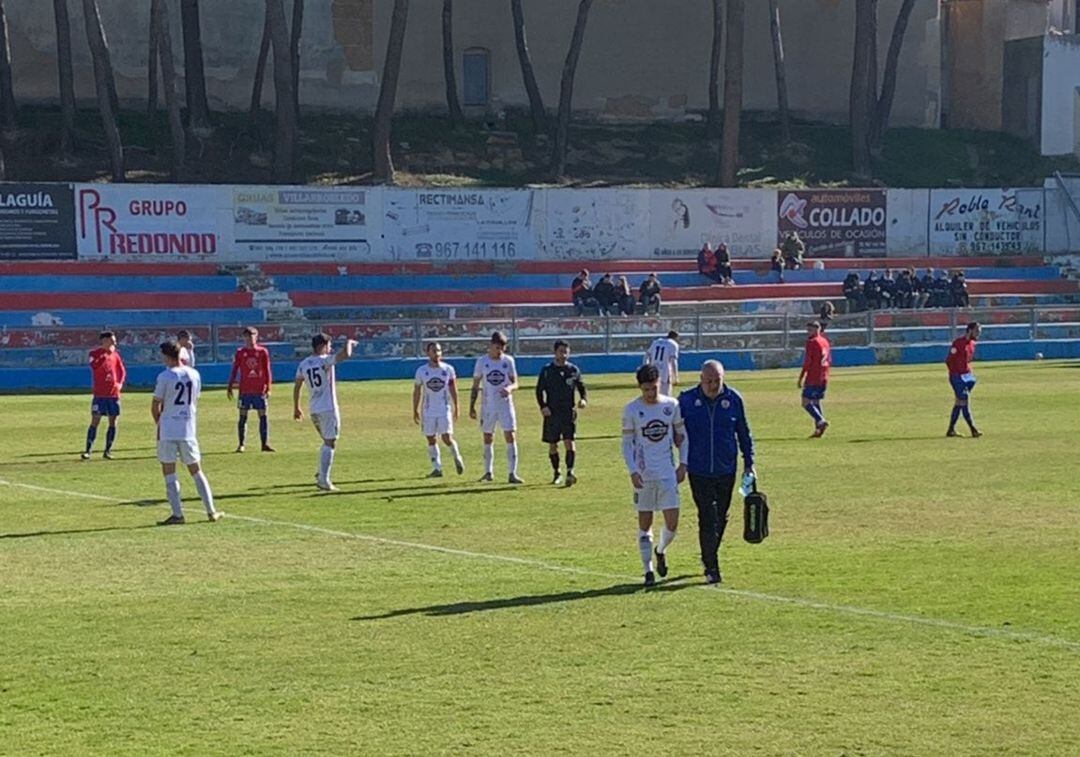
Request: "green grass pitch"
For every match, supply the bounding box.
[2,361,1079,755]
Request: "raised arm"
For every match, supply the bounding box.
[334,339,359,364]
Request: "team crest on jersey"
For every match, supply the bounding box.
[721,399,731,409]
[662,406,673,416]
[426,377,447,392]
[487,370,506,386]
[642,419,669,442]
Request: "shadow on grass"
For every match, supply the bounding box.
[1,523,158,539]
[379,485,522,501]
[847,435,957,444]
[352,575,698,620]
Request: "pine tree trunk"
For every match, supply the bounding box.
[290,0,303,126]
[550,0,593,179]
[872,0,916,148]
[372,0,409,184]
[510,0,546,133]
[705,0,723,139]
[442,0,463,126]
[81,0,124,181]
[0,0,18,131]
[180,0,211,131]
[266,0,297,182]
[152,0,185,180]
[718,0,744,187]
[250,3,271,118]
[768,0,790,145]
[53,0,77,156]
[147,9,158,114]
[850,0,876,178]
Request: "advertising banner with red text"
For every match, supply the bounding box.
[777,189,887,257]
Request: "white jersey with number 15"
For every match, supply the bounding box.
[296,354,338,415]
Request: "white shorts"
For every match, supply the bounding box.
[157,439,201,465]
[422,412,453,436]
[480,403,517,434]
[633,477,680,512]
[311,411,340,441]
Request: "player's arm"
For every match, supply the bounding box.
[263,351,273,396]
[412,382,422,424]
[292,375,305,420]
[334,339,359,364]
[226,352,240,399]
[116,354,127,390]
[150,376,165,427]
[503,362,519,395]
[798,346,811,387]
[469,376,481,419]
[670,357,679,387]
[449,378,460,420]
[535,368,550,415]
[575,371,588,408]
[673,408,688,482]
[621,409,643,489]
[735,396,756,476]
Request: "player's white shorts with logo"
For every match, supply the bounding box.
[480,403,517,433]
[157,438,201,465]
[422,411,453,436]
[311,411,341,440]
[633,477,680,511]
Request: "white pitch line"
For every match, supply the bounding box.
[2,477,1078,652]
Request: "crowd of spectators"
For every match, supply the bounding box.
[843,267,970,312]
[571,269,662,316]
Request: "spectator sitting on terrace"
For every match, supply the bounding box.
[842,272,865,312]
[894,268,914,309]
[697,243,721,284]
[864,271,882,309]
[921,268,937,307]
[571,269,600,316]
[593,273,617,315]
[819,301,836,331]
[615,276,636,316]
[950,271,970,308]
[929,269,951,308]
[770,248,785,283]
[715,242,734,286]
[639,273,662,315]
[879,269,896,309]
[910,267,927,309]
[781,231,805,270]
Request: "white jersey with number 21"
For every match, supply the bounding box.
[153,365,202,441]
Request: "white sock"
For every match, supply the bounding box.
[320,444,335,484]
[164,474,183,518]
[483,443,494,475]
[428,443,442,470]
[507,442,519,475]
[448,439,462,464]
[638,529,654,573]
[193,471,215,515]
[659,526,676,554]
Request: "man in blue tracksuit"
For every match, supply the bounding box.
[677,360,756,584]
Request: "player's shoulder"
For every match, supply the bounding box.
[723,385,745,404]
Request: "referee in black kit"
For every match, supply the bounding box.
[536,340,588,487]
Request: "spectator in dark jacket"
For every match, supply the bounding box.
[950,271,970,308]
[593,273,617,315]
[921,268,937,307]
[639,273,662,315]
[715,243,734,286]
[819,301,836,330]
[843,272,865,312]
[770,248,785,283]
[879,269,896,309]
[864,271,882,309]
[781,232,805,269]
[911,268,928,308]
[697,243,721,283]
[571,269,599,316]
[615,276,636,315]
[894,269,914,309]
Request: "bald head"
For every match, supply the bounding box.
[700,360,724,398]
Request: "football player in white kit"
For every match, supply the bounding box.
[470,331,523,484]
[152,340,220,525]
[413,341,465,477]
[644,330,680,396]
[177,329,195,367]
[293,333,358,491]
[622,362,688,586]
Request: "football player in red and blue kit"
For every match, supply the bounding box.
[797,320,832,438]
[226,326,275,452]
[946,321,982,438]
[83,331,126,460]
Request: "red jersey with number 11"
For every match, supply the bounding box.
[228,346,273,395]
[802,335,831,386]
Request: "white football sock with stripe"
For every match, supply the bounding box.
[319,445,335,484]
[483,443,494,475]
[659,526,676,555]
[193,471,215,515]
[164,474,183,518]
[507,442,519,476]
[429,443,442,471]
[638,529,654,573]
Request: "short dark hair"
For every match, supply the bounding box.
[807,320,822,329]
[160,340,181,360]
[312,332,331,351]
[177,329,190,340]
[666,330,679,340]
[490,331,508,346]
[99,331,115,340]
[426,341,442,353]
[966,321,980,331]
[553,340,569,351]
[242,326,258,337]
[636,363,660,385]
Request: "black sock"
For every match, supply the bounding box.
[549,452,560,473]
[259,415,269,445]
[238,418,247,446]
[566,450,576,471]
